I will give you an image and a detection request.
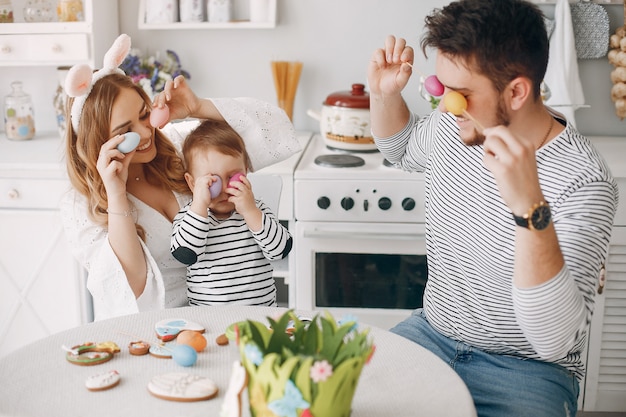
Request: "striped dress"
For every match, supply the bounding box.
[375,110,618,380]
[171,200,292,306]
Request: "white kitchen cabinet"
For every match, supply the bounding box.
[0,0,119,66]
[137,0,277,30]
[582,176,626,412]
[0,133,91,358]
[581,138,626,411]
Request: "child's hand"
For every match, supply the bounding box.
[227,174,260,220]
[189,174,218,216]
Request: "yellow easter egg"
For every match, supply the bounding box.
[443,91,467,116]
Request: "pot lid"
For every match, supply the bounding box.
[324,83,369,109]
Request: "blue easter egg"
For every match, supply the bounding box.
[172,344,197,367]
[117,132,140,154]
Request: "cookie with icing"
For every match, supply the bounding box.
[65,341,121,366]
[85,370,121,391]
[148,372,218,402]
[154,318,205,342]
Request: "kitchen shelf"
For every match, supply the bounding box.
[0,0,118,67]
[137,0,277,30]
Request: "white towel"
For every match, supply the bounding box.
[544,0,585,128]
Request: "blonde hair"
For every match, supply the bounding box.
[64,73,189,240]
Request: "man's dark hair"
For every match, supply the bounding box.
[421,0,549,100]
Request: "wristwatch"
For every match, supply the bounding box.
[512,201,552,231]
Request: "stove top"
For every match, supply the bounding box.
[294,135,425,223]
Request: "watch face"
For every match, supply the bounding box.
[530,204,552,230]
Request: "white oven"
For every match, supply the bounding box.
[292,135,427,330]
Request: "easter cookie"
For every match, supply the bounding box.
[220,361,248,417]
[65,341,121,366]
[155,318,205,342]
[85,370,121,391]
[148,372,219,402]
[128,341,150,356]
[149,343,174,359]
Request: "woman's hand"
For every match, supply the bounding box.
[367,35,414,98]
[152,75,201,122]
[96,134,134,196]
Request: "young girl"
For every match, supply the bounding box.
[171,119,292,306]
[59,34,299,320]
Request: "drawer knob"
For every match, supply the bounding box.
[52,44,62,53]
[7,188,19,199]
[0,44,11,54]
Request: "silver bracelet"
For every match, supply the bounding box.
[106,208,136,217]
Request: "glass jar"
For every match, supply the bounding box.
[24,0,56,22]
[56,0,83,22]
[0,0,14,23]
[4,81,35,141]
[53,66,70,138]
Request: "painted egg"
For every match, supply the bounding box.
[117,132,140,154]
[150,105,170,128]
[209,176,223,199]
[177,330,207,352]
[228,172,244,186]
[443,91,467,116]
[172,344,198,367]
[424,75,444,97]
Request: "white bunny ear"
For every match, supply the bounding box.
[64,64,94,97]
[102,34,131,69]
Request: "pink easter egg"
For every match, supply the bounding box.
[209,176,223,199]
[424,75,444,97]
[229,172,245,186]
[150,105,170,128]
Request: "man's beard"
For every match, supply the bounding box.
[463,96,510,146]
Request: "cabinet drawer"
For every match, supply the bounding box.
[0,178,69,209]
[0,34,89,64]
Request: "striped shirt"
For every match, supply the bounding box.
[171,200,292,306]
[375,110,618,380]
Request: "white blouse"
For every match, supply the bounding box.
[59,98,300,321]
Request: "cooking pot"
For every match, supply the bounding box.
[307,83,376,151]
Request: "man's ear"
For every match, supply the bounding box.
[507,76,532,111]
[184,172,194,191]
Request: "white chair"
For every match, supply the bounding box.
[247,173,282,214]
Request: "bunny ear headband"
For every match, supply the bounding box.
[64,34,132,132]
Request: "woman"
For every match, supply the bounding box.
[59,34,298,320]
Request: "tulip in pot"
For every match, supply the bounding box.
[307,83,376,151]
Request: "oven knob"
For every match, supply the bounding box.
[317,196,331,209]
[378,197,392,210]
[402,197,416,211]
[341,197,354,211]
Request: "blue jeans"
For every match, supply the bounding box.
[391,309,580,417]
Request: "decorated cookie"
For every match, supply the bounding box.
[149,343,174,359]
[128,341,150,356]
[64,342,121,366]
[148,372,219,402]
[155,318,205,342]
[85,370,121,391]
[220,361,248,417]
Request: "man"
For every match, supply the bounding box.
[367,1,619,416]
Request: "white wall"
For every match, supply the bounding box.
[119,0,626,137]
[1,0,624,137]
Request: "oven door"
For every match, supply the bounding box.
[293,221,427,330]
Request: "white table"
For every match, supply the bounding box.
[0,306,476,417]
